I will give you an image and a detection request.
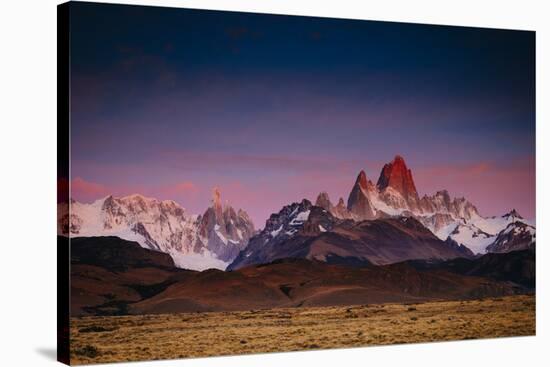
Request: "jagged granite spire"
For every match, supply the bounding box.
[347,170,375,220]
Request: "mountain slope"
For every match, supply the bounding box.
[486,221,536,254]
[70,236,194,316]
[134,259,520,314]
[408,248,535,289]
[71,236,531,316]
[228,200,472,270]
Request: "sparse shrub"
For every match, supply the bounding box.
[79,326,116,333]
[407,307,416,312]
[410,317,418,321]
[74,345,99,358]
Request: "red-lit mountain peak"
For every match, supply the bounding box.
[376,155,418,200]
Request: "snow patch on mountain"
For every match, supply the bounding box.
[486,220,536,253]
[369,193,404,216]
[433,221,460,241]
[290,210,310,225]
[271,225,283,238]
[214,225,228,245]
[169,250,229,271]
[448,223,494,254]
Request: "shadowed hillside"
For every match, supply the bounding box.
[70,236,532,316]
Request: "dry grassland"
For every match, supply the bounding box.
[70,294,535,364]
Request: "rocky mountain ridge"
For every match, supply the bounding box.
[228,198,473,270]
[58,189,254,271]
[316,155,534,255]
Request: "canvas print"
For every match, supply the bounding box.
[57,1,536,365]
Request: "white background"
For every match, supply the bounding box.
[0,0,548,365]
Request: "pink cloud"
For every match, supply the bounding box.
[71,177,110,201]
[71,177,201,202]
[70,177,151,204]
[160,181,199,196]
[413,157,535,218]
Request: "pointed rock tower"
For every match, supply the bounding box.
[347,170,376,220]
[315,191,333,211]
[212,187,223,220]
[376,155,420,211]
[199,187,255,262]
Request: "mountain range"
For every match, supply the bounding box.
[227,200,473,270]
[315,156,534,254]
[229,155,534,270]
[59,155,535,271]
[58,188,254,270]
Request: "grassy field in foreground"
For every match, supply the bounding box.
[70,294,535,364]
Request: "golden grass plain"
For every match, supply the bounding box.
[70,294,535,364]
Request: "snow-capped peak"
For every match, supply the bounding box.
[58,189,255,271]
[503,209,523,220]
[313,154,535,255]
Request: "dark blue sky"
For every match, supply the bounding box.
[69,2,535,225]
